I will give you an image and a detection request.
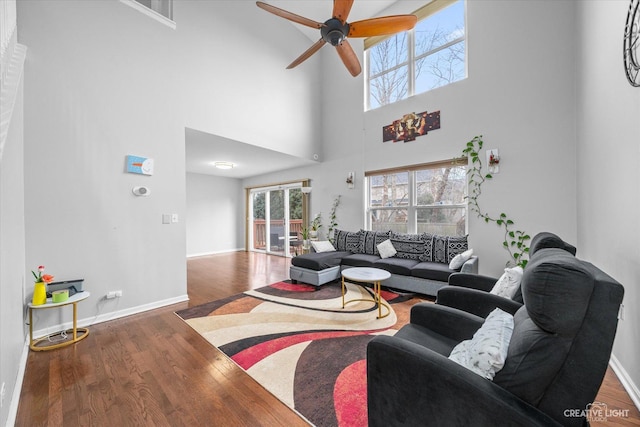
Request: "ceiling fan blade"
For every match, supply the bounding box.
[348,15,418,38]
[332,0,354,23]
[335,40,362,77]
[287,39,327,69]
[256,1,323,29]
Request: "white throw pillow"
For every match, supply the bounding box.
[311,240,335,253]
[377,239,397,259]
[448,308,514,380]
[449,248,474,270]
[490,266,524,299]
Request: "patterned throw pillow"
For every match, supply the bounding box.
[432,235,449,263]
[359,230,391,255]
[430,235,469,264]
[390,232,427,260]
[447,235,469,262]
[420,233,435,262]
[448,308,514,380]
[333,229,362,252]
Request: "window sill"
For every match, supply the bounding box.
[120,0,176,30]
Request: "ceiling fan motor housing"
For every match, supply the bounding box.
[321,18,350,46]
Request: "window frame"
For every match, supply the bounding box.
[365,160,468,235]
[364,0,466,111]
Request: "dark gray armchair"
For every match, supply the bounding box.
[436,232,577,317]
[367,247,624,426]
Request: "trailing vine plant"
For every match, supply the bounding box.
[462,135,531,267]
[327,195,341,243]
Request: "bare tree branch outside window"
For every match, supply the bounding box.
[367,0,466,110]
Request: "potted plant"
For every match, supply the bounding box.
[309,213,322,239]
[301,226,310,249]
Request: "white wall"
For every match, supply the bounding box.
[16,0,321,330]
[575,0,640,406]
[186,172,243,256]
[0,58,26,427]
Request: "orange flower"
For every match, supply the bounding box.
[32,265,54,283]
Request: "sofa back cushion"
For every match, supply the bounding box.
[421,234,468,264]
[358,230,391,255]
[333,229,362,252]
[390,232,428,260]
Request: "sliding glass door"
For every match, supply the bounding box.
[248,183,306,257]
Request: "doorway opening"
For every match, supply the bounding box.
[247,181,309,257]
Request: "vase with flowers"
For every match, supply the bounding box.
[31,265,54,306]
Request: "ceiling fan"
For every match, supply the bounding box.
[256,0,417,77]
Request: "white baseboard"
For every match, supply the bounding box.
[31,294,189,341]
[5,340,29,427]
[187,248,244,258]
[610,354,640,411]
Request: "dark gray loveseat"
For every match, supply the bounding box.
[290,229,478,297]
[367,247,625,426]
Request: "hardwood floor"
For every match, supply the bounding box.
[16,252,640,426]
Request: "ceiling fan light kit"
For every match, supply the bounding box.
[256,0,417,77]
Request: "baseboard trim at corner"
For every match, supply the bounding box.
[5,339,30,427]
[88,294,190,326]
[610,354,640,412]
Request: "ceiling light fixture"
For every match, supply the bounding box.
[214,161,235,170]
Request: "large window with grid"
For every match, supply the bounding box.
[365,0,466,111]
[366,161,467,235]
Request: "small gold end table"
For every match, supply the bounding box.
[28,291,90,351]
[341,267,391,319]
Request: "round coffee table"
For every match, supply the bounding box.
[341,267,391,319]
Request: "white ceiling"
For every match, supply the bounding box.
[185,128,317,179]
[185,0,400,179]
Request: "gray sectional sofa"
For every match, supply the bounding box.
[290,229,478,297]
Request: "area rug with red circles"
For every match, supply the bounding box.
[175,280,429,427]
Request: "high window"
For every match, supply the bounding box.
[365,161,467,236]
[365,0,466,110]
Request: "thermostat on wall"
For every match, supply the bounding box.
[132,186,150,196]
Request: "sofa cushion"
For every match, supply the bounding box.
[310,240,335,253]
[377,239,397,259]
[411,261,455,282]
[291,251,352,271]
[420,233,435,261]
[447,235,469,262]
[341,253,380,268]
[428,234,469,263]
[358,230,391,255]
[493,308,572,406]
[520,248,593,334]
[373,257,420,275]
[449,248,474,270]
[334,229,362,252]
[390,232,427,261]
[529,231,576,256]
